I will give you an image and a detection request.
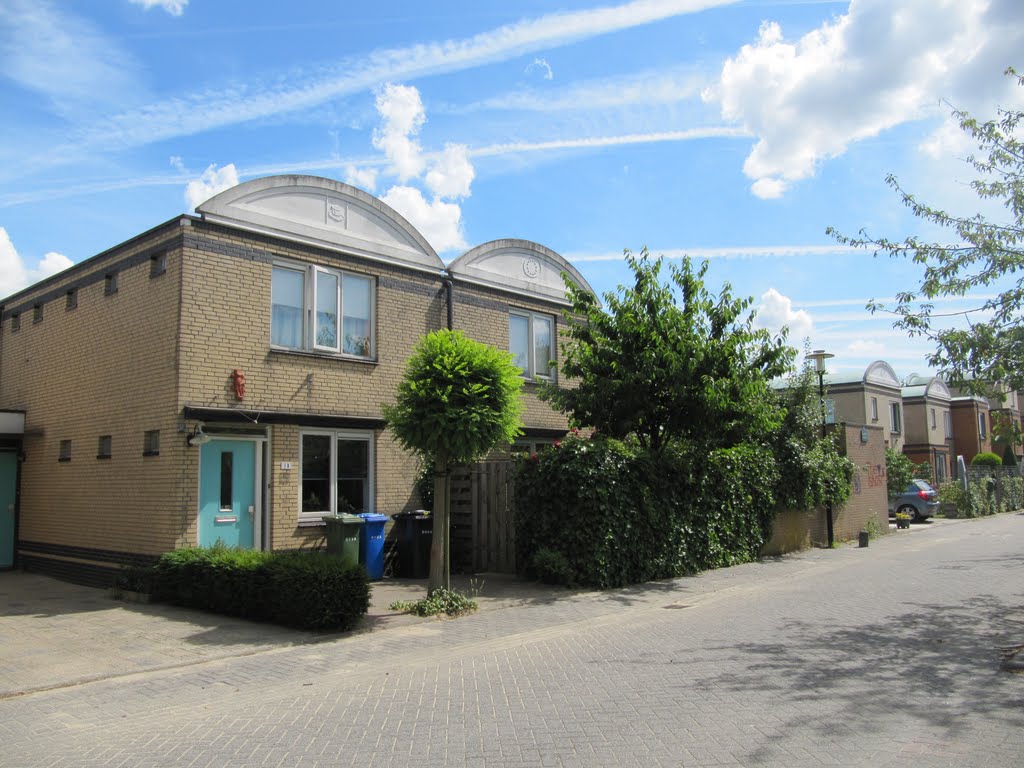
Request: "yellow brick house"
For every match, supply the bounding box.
[0,175,590,584]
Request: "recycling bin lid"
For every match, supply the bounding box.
[322,513,365,523]
[391,510,431,520]
[358,513,389,522]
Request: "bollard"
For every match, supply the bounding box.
[858,531,869,548]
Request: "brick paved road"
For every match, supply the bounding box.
[3,515,1022,767]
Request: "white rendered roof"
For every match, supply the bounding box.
[196,175,444,273]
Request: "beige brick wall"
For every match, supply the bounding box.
[451,280,571,433]
[1,225,187,557]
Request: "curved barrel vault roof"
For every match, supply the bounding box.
[447,239,594,306]
[196,175,444,273]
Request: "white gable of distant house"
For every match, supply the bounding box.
[447,239,595,305]
[864,361,901,390]
[196,175,443,273]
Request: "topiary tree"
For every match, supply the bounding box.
[383,330,523,594]
[971,451,1003,468]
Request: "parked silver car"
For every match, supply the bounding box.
[888,479,940,521]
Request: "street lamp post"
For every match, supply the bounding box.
[806,349,835,548]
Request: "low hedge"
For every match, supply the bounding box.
[132,545,370,631]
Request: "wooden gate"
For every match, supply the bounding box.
[450,460,516,574]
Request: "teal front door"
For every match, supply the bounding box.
[0,452,16,568]
[199,440,257,549]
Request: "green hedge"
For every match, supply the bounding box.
[514,436,778,589]
[137,545,370,631]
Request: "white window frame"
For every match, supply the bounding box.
[870,397,878,421]
[979,412,987,439]
[298,429,374,524]
[890,402,902,434]
[509,310,555,380]
[271,261,375,360]
[930,408,937,430]
[944,411,952,439]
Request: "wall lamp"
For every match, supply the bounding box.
[187,423,212,447]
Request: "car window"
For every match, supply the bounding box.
[912,480,934,492]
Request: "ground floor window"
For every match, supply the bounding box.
[934,452,947,482]
[300,430,373,522]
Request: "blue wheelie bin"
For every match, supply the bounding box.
[358,513,388,580]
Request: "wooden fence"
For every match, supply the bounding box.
[450,460,517,574]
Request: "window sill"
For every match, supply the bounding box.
[269,347,377,366]
[142,451,160,457]
[96,455,112,460]
[297,518,328,528]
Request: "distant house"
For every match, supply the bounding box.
[900,375,954,482]
[827,361,905,452]
[0,175,592,585]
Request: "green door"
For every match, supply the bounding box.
[199,440,256,549]
[0,452,16,568]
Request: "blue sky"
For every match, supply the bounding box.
[1,0,1022,378]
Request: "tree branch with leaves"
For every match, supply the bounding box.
[828,67,1024,393]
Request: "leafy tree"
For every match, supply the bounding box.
[771,364,855,511]
[383,330,523,594]
[542,248,794,453]
[828,68,1024,391]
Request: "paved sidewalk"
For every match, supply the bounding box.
[5,515,1021,767]
[0,517,953,699]
[0,565,567,698]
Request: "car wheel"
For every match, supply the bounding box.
[897,504,918,522]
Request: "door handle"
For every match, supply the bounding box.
[248,505,255,519]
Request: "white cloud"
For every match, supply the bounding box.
[526,57,554,80]
[344,165,379,192]
[372,84,426,181]
[0,0,144,116]
[461,67,703,113]
[380,186,467,253]
[0,227,73,298]
[845,339,888,356]
[169,156,185,172]
[49,0,734,157]
[750,178,786,199]
[704,0,1024,196]
[129,0,188,15]
[756,287,813,340]
[425,144,475,199]
[184,163,239,210]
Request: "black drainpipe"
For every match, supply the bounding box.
[442,277,454,330]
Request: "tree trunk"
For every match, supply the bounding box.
[428,453,450,595]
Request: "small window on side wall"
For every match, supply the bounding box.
[150,252,167,278]
[143,430,160,456]
[66,289,77,310]
[890,402,902,434]
[11,313,20,332]
[104,273,118,296]
[33,304,43,324]
[58,440,72,462]
[97,435,112,459]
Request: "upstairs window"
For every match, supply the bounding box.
[66,289,77,310]
[271,264,374,359]
[58,439,72,462]
[930,408,937,430]
[890,402,902,434]
[979,412,987,440]
[97,435,112,460]
[11,313,20,332]
[33,304,43,324]
[104,273,118,296]
[944,411,952,438]
[870,397,878,421]
[510,310,555,380]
